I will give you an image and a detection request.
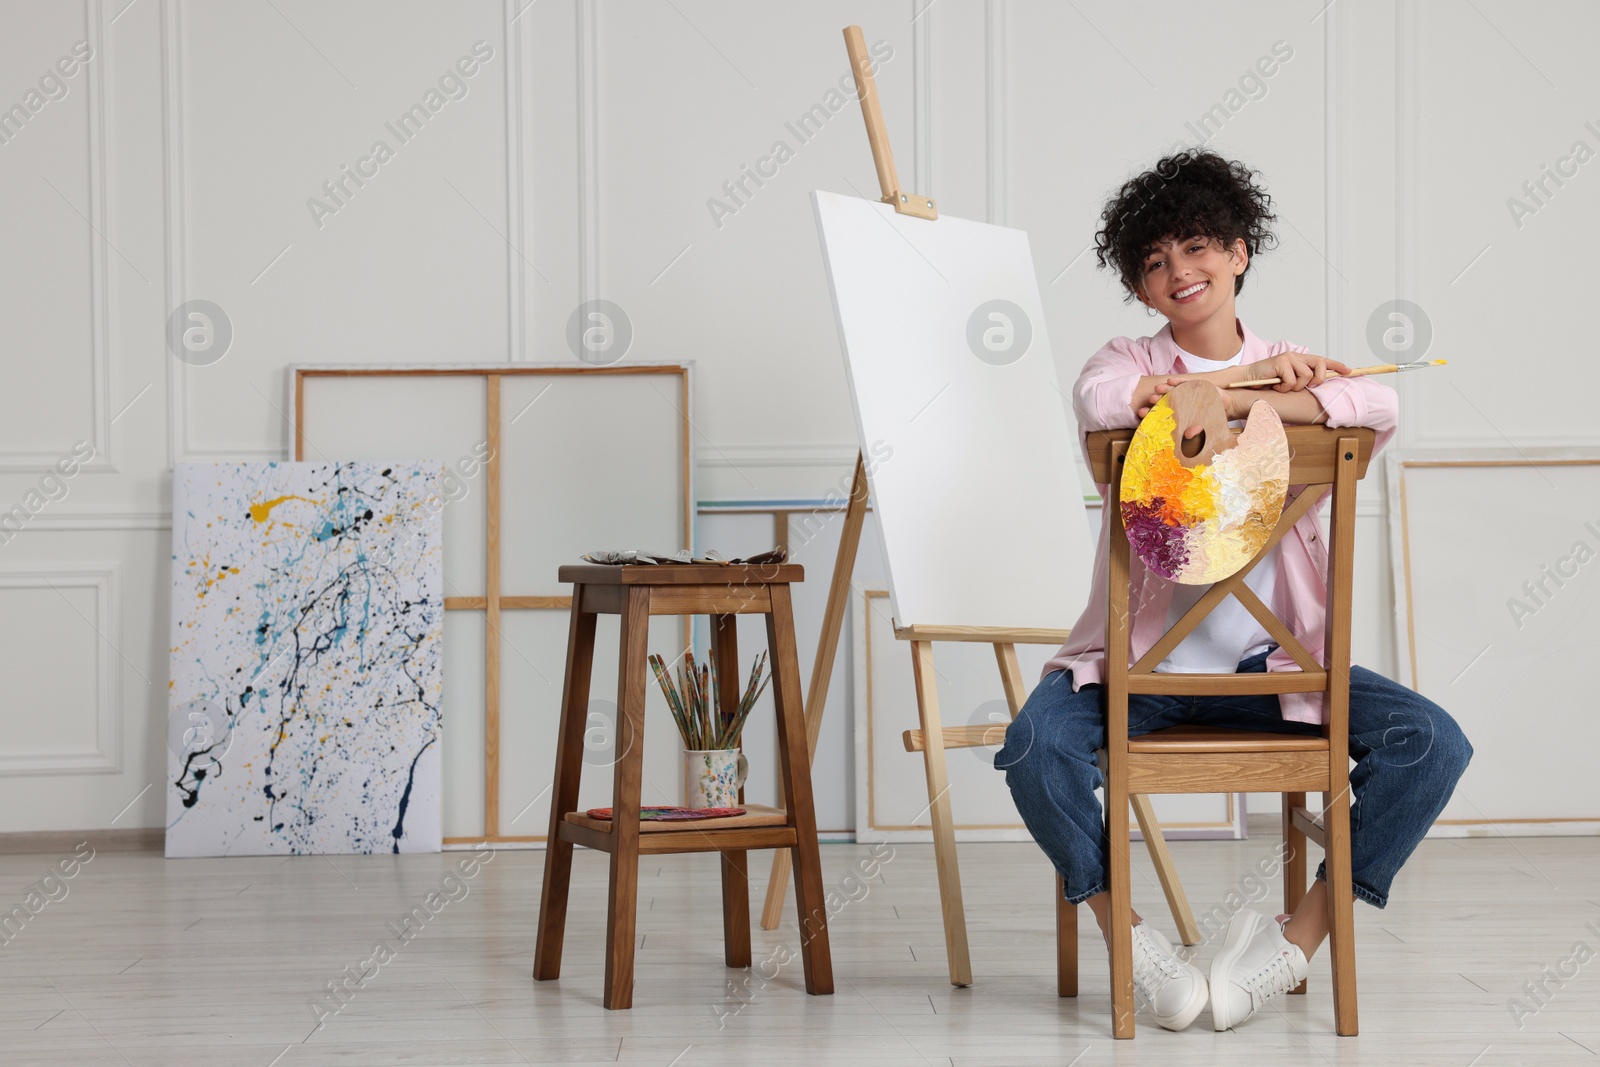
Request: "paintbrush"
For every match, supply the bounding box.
[648,653,694,746]
[1225,358,1446,388]
[719,650,770,749]
[650,648,772,750]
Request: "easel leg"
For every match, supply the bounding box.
[534,597,596,982]
[761,452,868,931]
[603,587,650,1011]
[1130,794,1201,946]
[1283,791,1308,994]
[993,642,1027,717]
[910,639,973,988]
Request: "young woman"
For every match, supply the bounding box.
[995,148,1471,1032]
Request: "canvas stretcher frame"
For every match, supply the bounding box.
[290,362,693,845]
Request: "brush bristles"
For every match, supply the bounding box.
[649,648,770,751]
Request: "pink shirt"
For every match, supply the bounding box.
[1041,319,1398,724]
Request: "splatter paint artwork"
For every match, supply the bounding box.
[166,462,444,857]
[1120,394,1289,583]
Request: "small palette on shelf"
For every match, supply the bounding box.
[583,805,746,822]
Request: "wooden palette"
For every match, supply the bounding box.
[1120,380,1289,583]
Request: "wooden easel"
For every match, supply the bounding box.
[758,25,1201,986]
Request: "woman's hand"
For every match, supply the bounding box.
[1237,352,1351,392]
[1134,375,1241,438]
[1135,377,1177,419]
[1134,370,1238,421]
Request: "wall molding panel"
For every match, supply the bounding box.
[1,0,114,474]
[502,0,529,362]
[983,0,1005,225]
[0,564,120,775]
[575,0,600,310]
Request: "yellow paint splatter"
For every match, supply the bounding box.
[250,495,317,523]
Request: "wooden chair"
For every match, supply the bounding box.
[533,563,833,1009]
[1055,421,1375,1038]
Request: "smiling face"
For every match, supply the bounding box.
[1134,234,1249,326]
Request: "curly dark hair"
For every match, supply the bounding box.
[1094,149,1278,304]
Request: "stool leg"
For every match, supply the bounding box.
[1056,873,1078,997]
[765,584,833,995]
[720,850,752,968]
[710,614,751,968]
[534,596,598,982]
[1283,791,1308,994]
[603,586,650,1010]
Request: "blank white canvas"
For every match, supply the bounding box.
[813,190,1094,631]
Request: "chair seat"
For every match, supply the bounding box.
[1126,725,1328,754]
[1102,725,1334,795]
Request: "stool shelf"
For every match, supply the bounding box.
[563,803,788,834]
[558,806,799,856]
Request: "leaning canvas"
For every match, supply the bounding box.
[166,462,445,857]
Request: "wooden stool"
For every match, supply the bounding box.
[533,563,834,1009]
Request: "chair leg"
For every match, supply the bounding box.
[602,586,650,1010]
[1323,788,1360,1035]
[1108,780,1136,1038]
[534,601,597,982]
[1283,791,1308,995]
[721,849,752,968]
[1056,873,1078,997]
[1130,794,1200,946]
[766,585,833,995]
[909,640,974,988]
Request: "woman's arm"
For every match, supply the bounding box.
[1133,352,1351,420]
[1073,336,1157,431]
[1224,387,1327,424]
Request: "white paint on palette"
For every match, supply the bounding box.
[166,462,445,857]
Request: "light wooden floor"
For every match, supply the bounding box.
[2,830,1597,1065]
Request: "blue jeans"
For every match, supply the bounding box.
[994,647,1471,909]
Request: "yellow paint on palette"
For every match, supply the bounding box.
[1120,396,1289,583]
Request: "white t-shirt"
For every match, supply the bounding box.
[1153,342,1277,673]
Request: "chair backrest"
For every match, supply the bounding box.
[1084,424,1376,755]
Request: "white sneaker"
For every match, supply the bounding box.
[1209,909,1309,1030]
[1129,923,1208,1031]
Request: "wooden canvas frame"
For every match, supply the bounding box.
[291,363,693,844]
[1387,449,1600,835]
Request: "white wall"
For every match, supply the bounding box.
[0,0,1588,834]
